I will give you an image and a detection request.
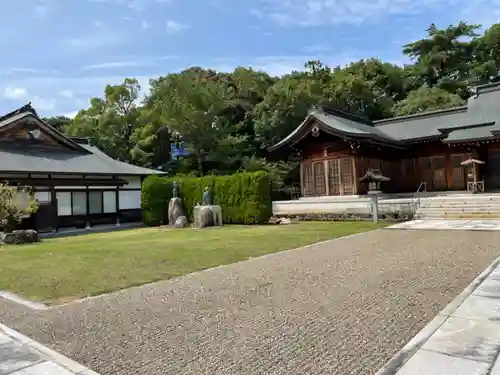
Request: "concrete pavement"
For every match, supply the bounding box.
[377,252,500,375]
[0,323,98,375]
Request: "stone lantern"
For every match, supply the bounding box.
[359,169,390,222]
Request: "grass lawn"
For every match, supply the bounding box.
[0,221,386,304]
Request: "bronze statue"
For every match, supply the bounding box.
[172,181,179,198]
[202,186,212,205]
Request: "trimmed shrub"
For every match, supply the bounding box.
[141,171,272,225]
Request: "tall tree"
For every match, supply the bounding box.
[66,78,143,163]
[43,116,72,133]
[149,69,243,175]
[392,86,465,116]
[403,21,480,96]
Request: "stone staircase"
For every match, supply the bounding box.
[415,194,500,220]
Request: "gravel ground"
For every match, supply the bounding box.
[1,228,500,375]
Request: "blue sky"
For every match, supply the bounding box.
[0,0,498,117]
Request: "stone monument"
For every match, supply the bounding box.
[193,186,223,228]
[168,181,186,226]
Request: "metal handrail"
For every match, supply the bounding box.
[411,181,427,214]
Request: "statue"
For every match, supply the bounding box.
[194,185,222,228]
[172,181,179,198]
[168,181,184,226]
[202,186,212,206]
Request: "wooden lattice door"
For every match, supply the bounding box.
[432,155,447,190]
[340,157,355,195]
[302,161,326,196]
[328,157,354,195]
[450,153,467,190]
[302,162,314,196]
[419,156,446,191]
[313,161,326,196]
[419,157,434,190]
[328,159,340,195]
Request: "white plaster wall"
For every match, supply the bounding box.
[120,176,142,189]
[119,190,141,210]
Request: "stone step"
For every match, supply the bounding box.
[417,207,500,213]
[416,212,500,219]
[420,205,500,209]
[420,207,500,211]
[421,200,500,205]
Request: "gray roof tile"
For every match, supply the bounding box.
[0,142,162,175]
[269,82,500,150]
[0,104,163,176]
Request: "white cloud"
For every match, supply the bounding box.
[3,87,28,100]
[303,44,331,53]
[62,110,79,119]
[83,56,178,70]
[459,0,500,29]
[250,0,471,26]
[87,0,172,11]
[31,96,56,112]
[0,74,157,116]
[63,32,123,51]
[141,20,151,29]
[165,20,189,34]
[59,90,74,98]
[84,61,151,70]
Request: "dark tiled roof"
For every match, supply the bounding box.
[0,142,163,175]
[0,105,163,176]
[269,82,500,150]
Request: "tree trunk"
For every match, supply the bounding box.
[194,147,204,176]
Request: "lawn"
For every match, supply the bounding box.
[0,221,385,304]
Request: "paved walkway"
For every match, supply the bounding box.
[377,252,500,375]
[0,323,98,375]
[2,229,500,374]
[388,219,500,231]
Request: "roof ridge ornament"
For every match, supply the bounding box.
[311,125,320,137]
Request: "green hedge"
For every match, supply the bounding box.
[141,171,272,225]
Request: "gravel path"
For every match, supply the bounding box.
[1,229,500,375]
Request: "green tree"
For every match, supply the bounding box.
[43,116,72,133]
[253,71,318,150]
[66,78,143,162]
[403,21,480,95]
[471,23,500,84]
[149,69,243,175]
[0,184,38,233]
[392,86,465,116]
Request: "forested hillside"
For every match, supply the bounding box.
[44,22,500,189]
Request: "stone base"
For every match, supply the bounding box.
[193,205,223,228]
[168,197,185,226]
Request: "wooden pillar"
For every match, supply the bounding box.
[323,149,329,196]
[324,160,330,196]
[352,157,358,194]
[85,185,90,228]
[414,157,420,189]
[115,185,120,226]
[300,162,304,198]
[50,185,58,233]
[445,152,452,190]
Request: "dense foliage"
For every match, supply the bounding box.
[141,171,272,225]
[0,184,39,233]
[46,22,500,190]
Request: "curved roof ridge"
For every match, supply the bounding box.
[373,106,467,126]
